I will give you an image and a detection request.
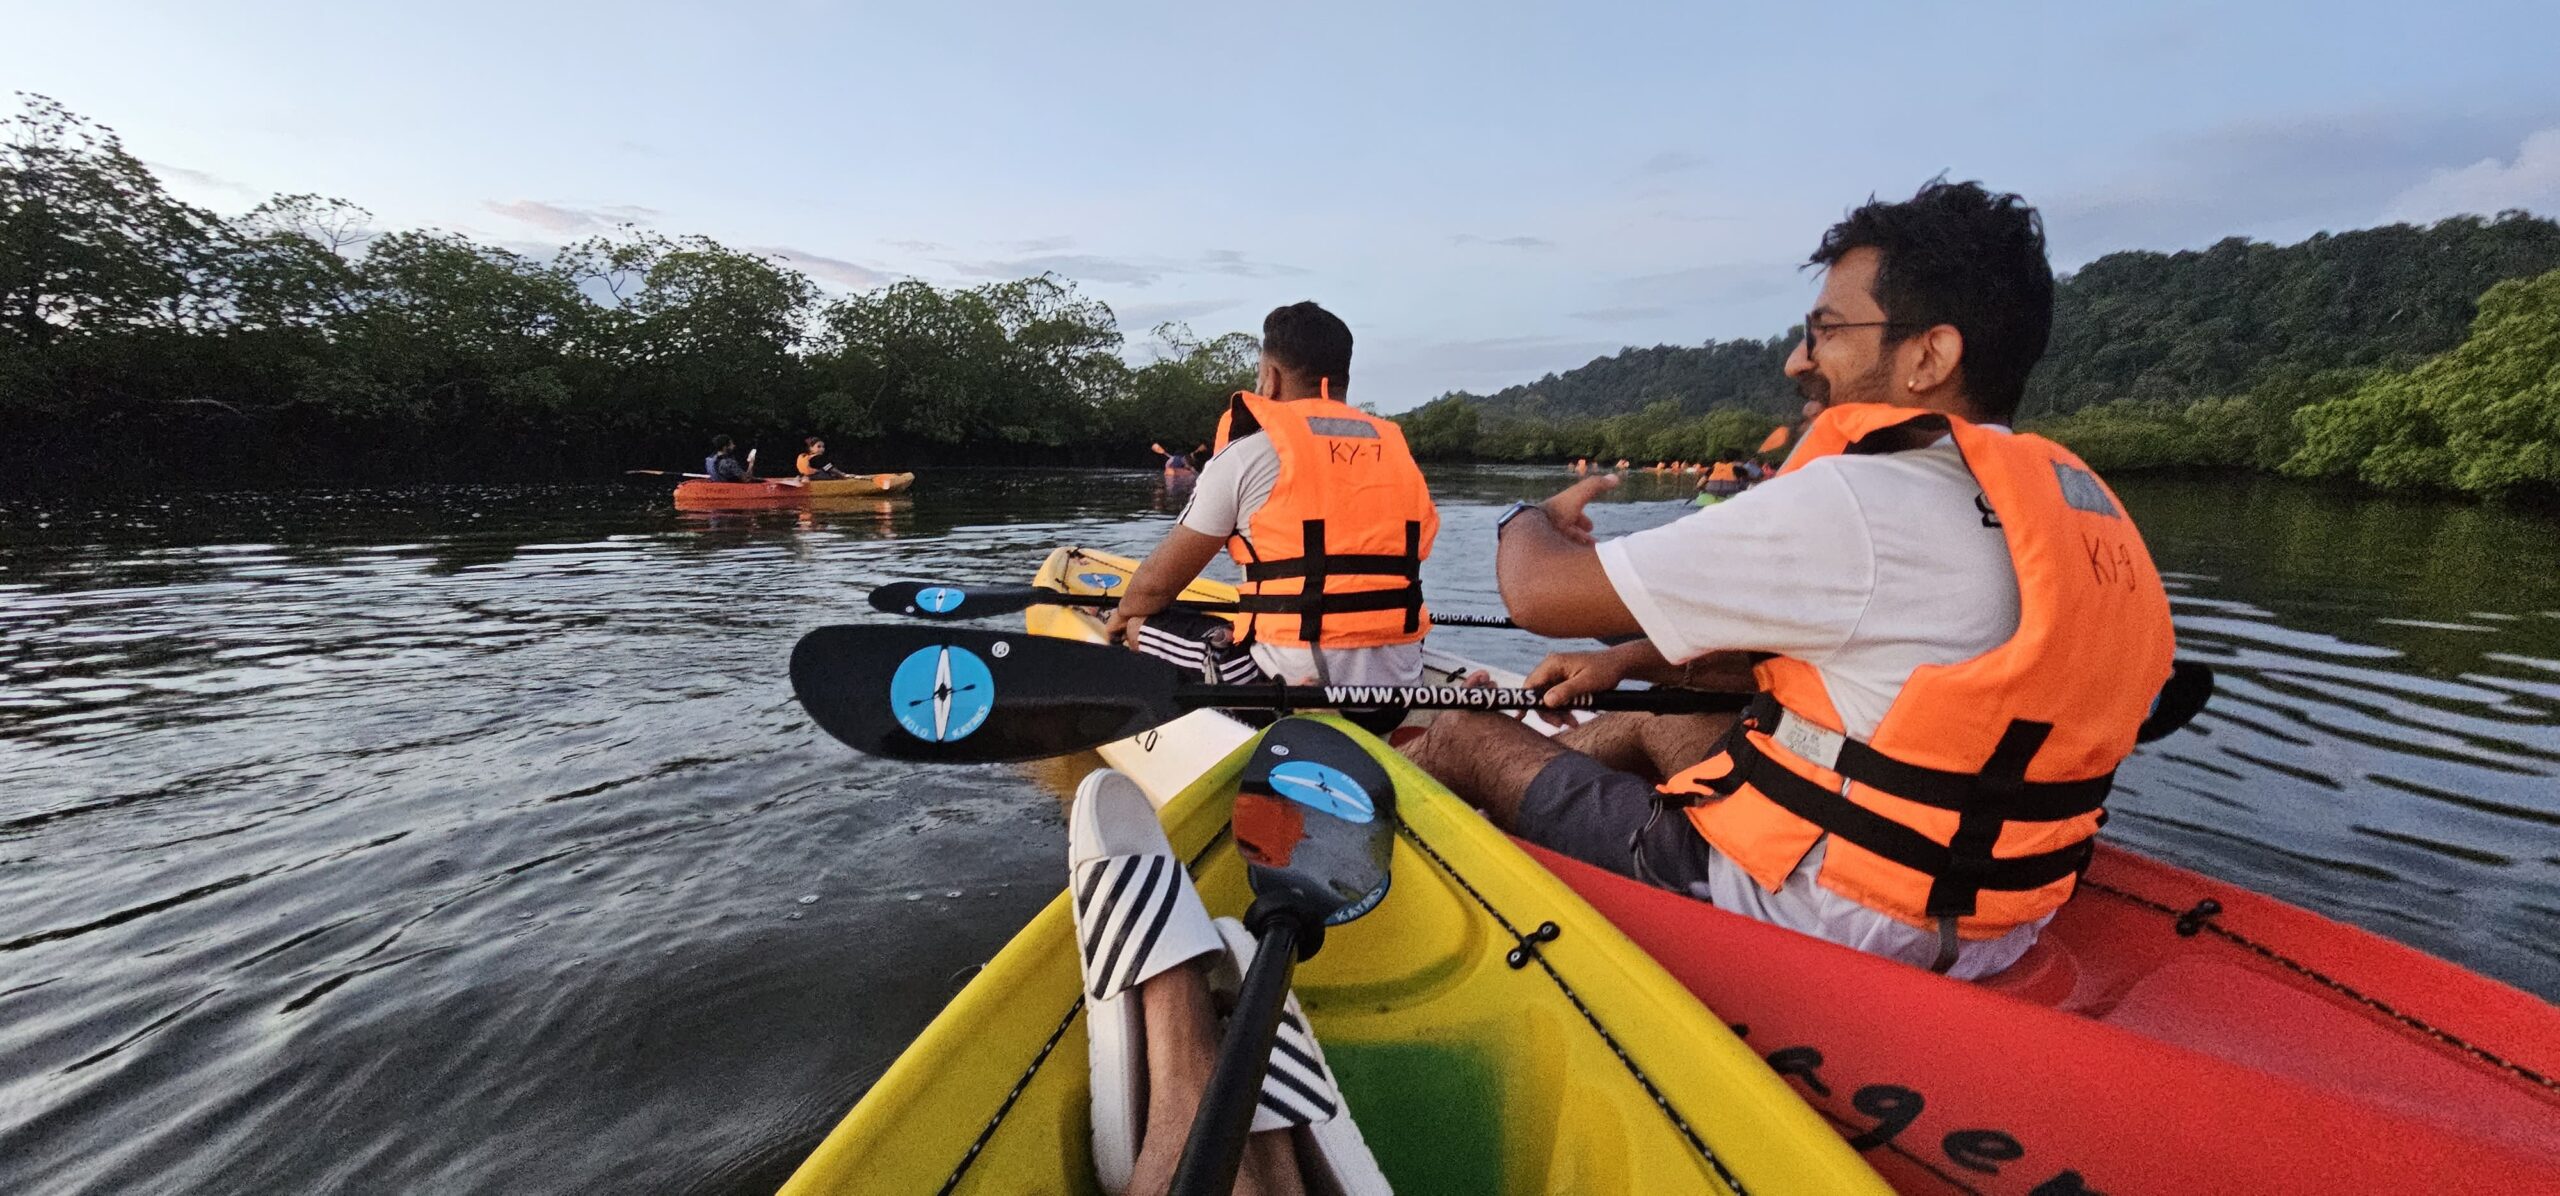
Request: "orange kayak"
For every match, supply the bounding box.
[671,473,914,506]
[1539,841,2560,1193]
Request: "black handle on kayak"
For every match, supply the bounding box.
[1172,718,1396,1196]
[1170,903,1308,1196]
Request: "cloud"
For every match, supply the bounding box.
[1003,235,1074,253]
[482,199,657,235]
[748,245,893,289]
[2386,128,2560,223]
[1116,297,1241,330]
[2039,109,2548,263]
[144,160,258,197]
[1451,234,1554,249]
[1569,305,1676,323]
[1638,151,1709,176]
[886,238,947,253]
[1614,260,1804,309]
[1197,249,1306,278]
[946,248,1302,287]
[951,252,1167,286]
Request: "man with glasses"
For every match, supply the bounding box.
[1404,180,2174,979]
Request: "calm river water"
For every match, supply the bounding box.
[2,466,2555,1193]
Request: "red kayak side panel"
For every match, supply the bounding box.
[1528,841,2560,1194]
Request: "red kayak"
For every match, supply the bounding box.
[1532,840,2560,1194]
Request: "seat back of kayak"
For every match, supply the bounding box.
[782,721,1885,1195]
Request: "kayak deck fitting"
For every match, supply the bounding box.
[990,546,2560,1194]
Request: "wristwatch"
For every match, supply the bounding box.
[1495,499,1542,536]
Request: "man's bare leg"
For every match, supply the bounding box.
[1399,711,1576,830]
[1557,711,1736,782]
[1125,962,1307,1196]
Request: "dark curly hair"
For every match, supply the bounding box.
[1812,179,2052,422]
[1261,301,1354,392]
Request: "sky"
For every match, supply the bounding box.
[7,0,2559,410]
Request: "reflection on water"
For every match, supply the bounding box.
[0,468,2554,1193]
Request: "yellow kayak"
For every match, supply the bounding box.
[779,552,1884,1194]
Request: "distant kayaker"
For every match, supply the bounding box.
[797,437,849,479]
[1698,454,1746,498]
[1151,442,1198,477]
[1104,301,1439,693]
[705,435,753,482]
[1402,180,2176,980]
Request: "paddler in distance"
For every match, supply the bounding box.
[705,434,753,482]
[1403,180,2177,979]
[1104,302,1440,699]
[796,436,850,479]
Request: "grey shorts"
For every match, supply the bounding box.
[1514,749,1720,899]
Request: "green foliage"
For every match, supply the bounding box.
[2028,369,2368,473]
[2037,218,2560,415]
[1395,395,1480,460]
[2,93,226,343]
[2283,268,2560,498]
[1422,211,2560,476]
[0,95,1251,485]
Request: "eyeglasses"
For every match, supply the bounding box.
[1801,313,1922,352]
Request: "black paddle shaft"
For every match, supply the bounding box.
[867,580,1517,628]
[1168,905,1308,1196]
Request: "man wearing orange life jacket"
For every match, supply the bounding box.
[1105,302,1439,690]
[1403,181,2176,978]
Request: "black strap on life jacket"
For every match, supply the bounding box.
[1697,698,2106,917]
[1236,519,1425,644]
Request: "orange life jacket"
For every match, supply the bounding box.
[1660,404,2176,940]
[1707,461,1741,483]
[796,452,824,477]
[1211,388,1439,648]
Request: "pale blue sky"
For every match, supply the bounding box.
[8,0,2558,409]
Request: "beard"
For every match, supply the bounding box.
[1794,373,1831,414]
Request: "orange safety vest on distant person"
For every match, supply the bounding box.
[796,452,823,477]
[1706,461,1741,484]
[1211,388,1439,648]
[1660,404,2176,940]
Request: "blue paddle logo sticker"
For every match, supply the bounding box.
[1267,761,1375,824]
[915,586,966,613]
[887,644,995,742]
[1076,572,1124,590]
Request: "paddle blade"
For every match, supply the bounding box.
[790,625,1184,762]
[865,581,1072,621]
[1233,718,1396,928]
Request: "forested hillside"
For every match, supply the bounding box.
[1400,212,2560,481]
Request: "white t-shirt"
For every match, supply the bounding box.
[1596,435,2046,979]
[1180,431,1425,685]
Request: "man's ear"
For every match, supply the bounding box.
[1908,324,1965,394]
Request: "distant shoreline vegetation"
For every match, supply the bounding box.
[1394,211,2560,502]
[2,96,1257,488]
[7,93,2557,501]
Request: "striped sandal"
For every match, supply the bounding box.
[1204,917,1393,1195]
[1072,769,1224,1195]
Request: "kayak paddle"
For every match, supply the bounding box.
[867,580,1519,629]
[623,469,807,486]
[1170,717,1393,1196]
[788,625,1748,763]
